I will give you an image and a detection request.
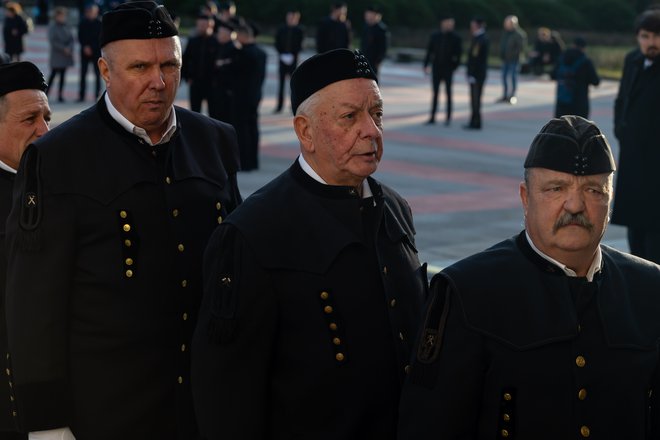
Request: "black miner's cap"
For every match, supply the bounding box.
[0,61,47,97]
[524,115,616,175]
[290,49,377,115]
[99,1,178,48]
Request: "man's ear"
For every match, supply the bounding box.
[519,181,529,217]
[98,57,111,84]
[294,114,314,153]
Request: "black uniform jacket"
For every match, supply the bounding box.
[0,169,25,439]
[4,97,242,439]
[467,32,489,83]
[612,49,660,228]
[399,232,660,440]
[423,30,462,75]
[192,160,426,439]
[360,21,389,68]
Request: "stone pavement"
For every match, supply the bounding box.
[12,25,627,273]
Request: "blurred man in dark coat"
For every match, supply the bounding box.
[209,21,238,125]
[274,9,304,113]
[77,4,102,102]
[360,5,389,77]
[231,22,266,171]
[612,9,660,263]
[399,116,660,440]
[316,2,351,53]
[423,15,462,125]
[193,49,427,439]
[464,17,489,130]
[182,14,218,114]
[4,3,241,439]
[0,61,50,440]
[2,3,29,61]
[551,37,599,118]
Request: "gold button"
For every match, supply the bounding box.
[12,411,16,417]
[399,332,404,341]
[124,239,132,247]
[329,322,338,331]
[181,344,186,352]
[333,337,341,345]
[217,216,223,224]
[576,355,586,368]
[502,413,510,422]
[503,392,512,401]
[335,353,345,361]
[5,368,9,376]
[119,210,127,218]
[125,258,134,266]
[9,396,13,402]
[172,209,179,217]
[578,388,587,400]
[181,280,188,288]
[165,176,171,184]
[123,224,131,232]
[216,202,222,210]
[578,324,582,332]
[320,291,329,300]
[177,244,185,252]
[580,425,590,437]
[501,429,509,438]
[404,364,411,374]
[177,376,183,384]
[390,299,397,307]
[8,381,12,388]
[182,312,188,321]
[383,266,388,275]
[324,305,333,314]
[126,269,133,278]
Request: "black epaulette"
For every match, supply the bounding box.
[408,273,451,389]
[16,146,42,251]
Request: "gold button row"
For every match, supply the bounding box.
[576,355,586,368]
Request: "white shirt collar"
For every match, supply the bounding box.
[104,93,177,145]
[525,231,602,282]
[298,155,373,198]
[0,159,16,174]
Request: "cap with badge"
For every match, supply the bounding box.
[524,115,616,176]
[290,49,378,114]
[0,61,47,97]
[99,1,178,48]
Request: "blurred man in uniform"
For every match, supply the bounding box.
[274,9,304,113]
[231,21,266,171]
[210,21,237,125]
[77,4,102,102]
[423,15,462,125]
[551,37,599,118]
[193,48,426,439]
[4,3,242,439]
[316,2,351,53]
[612,9,660,263]
[464,17,489,130]
[360,5,389,78]
[0,61,50,440]
[182,13,218,114]
[399,115,660,440]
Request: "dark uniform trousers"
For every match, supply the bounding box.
[192,160,426,439]
[0,170,26,440]
[399,232,660,439]
[4,97,241,439]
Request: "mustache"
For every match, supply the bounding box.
[553,212,593,233]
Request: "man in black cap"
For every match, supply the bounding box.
[182,14,218,114]
[4,2,241,439]
[360,5,389,78]
[398,115,660,440]
[612,9,660,263]
[316,2,351,53]
[0,61,50,440]
[273,9,304,113]
[464,17,489,130]
[192,48,426,439]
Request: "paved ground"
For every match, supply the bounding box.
[13,25,627,273]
